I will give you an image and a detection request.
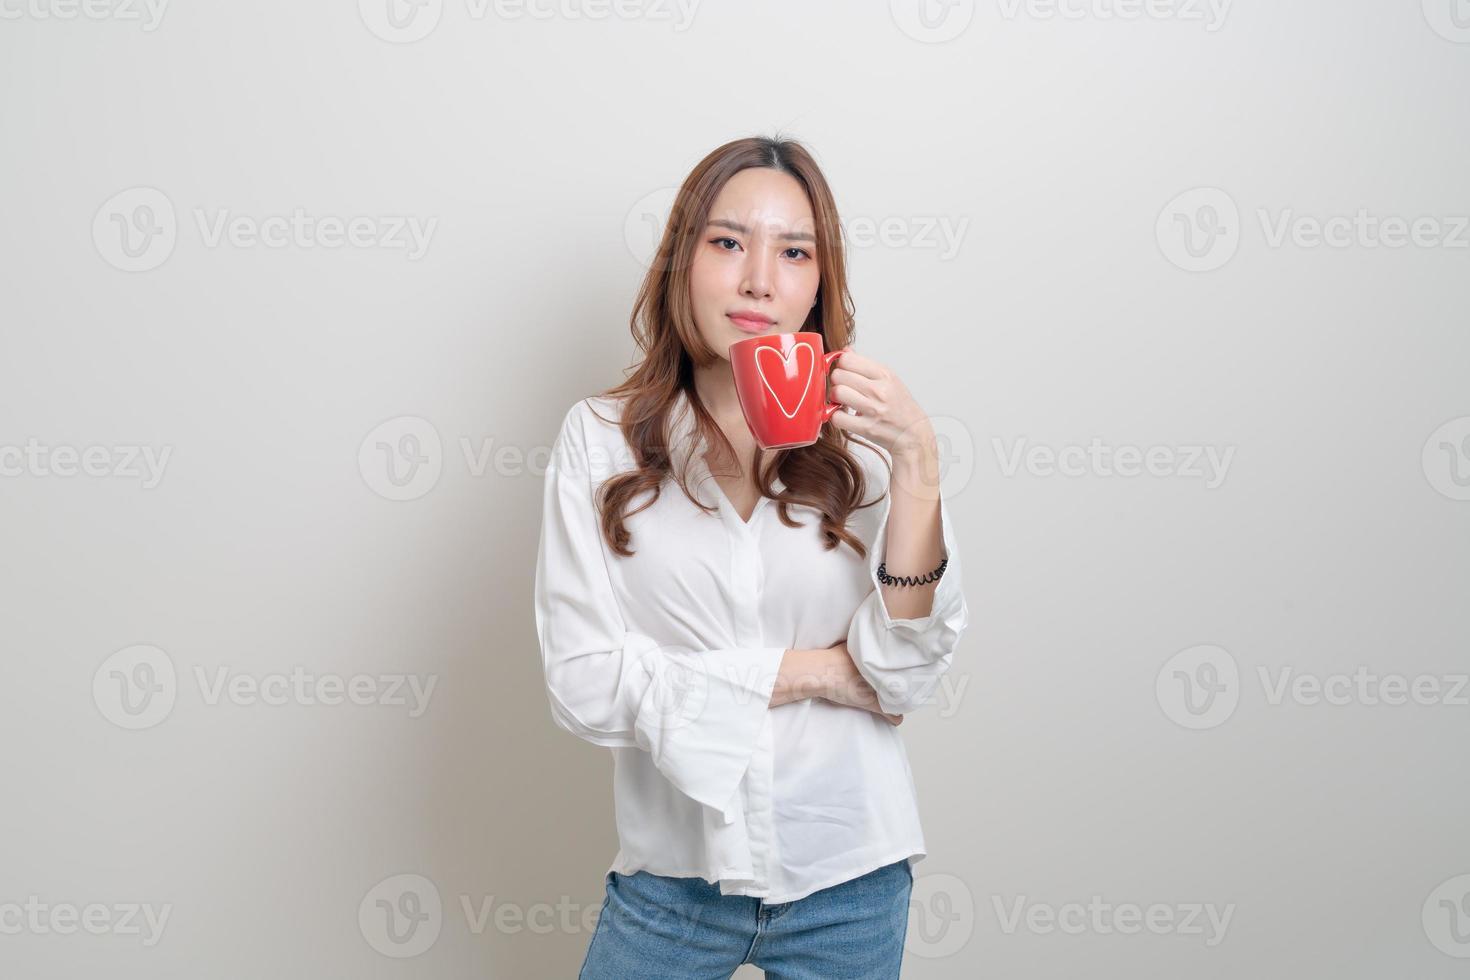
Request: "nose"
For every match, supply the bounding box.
[739,247,774,301]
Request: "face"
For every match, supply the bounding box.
[688,167,821,360]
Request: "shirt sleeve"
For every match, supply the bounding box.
[844,454,970,716]
[533,401,788,820]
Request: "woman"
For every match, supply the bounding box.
[533,135,969,979]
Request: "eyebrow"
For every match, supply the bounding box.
[707,219,817,244]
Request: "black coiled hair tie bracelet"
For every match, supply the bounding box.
[876,555,948,588]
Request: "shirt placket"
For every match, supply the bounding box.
[720,500,778,894]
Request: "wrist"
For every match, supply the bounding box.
[892,420,938,467]
[773,648,832,706]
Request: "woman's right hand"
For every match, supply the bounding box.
[814,641,903,726]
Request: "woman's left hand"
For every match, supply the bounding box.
[826,349,938,465]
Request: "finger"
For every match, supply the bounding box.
[829,348,886,380]
[829,383,879,416]
[827,366,880,397]
[826,408,873,436]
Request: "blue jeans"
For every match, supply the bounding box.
[578,859,914,979]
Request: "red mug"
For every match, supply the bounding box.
[729,331,848,450]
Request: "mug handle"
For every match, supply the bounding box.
[820,348,848,423]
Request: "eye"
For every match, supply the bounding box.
[709,238,811,260]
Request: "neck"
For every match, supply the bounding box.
[692,358,742,421]
[691,357,767,477]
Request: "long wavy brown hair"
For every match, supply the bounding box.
[590,135,888,559]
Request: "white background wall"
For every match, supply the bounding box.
[2,1,1468,977]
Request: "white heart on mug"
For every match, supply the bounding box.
[753,342,817,420]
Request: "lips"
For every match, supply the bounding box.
[728,313,775,333]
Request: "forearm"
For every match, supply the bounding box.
[879,441,945,620]
[769,647,838,707]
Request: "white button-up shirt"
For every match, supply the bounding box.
[533,388,969,904]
